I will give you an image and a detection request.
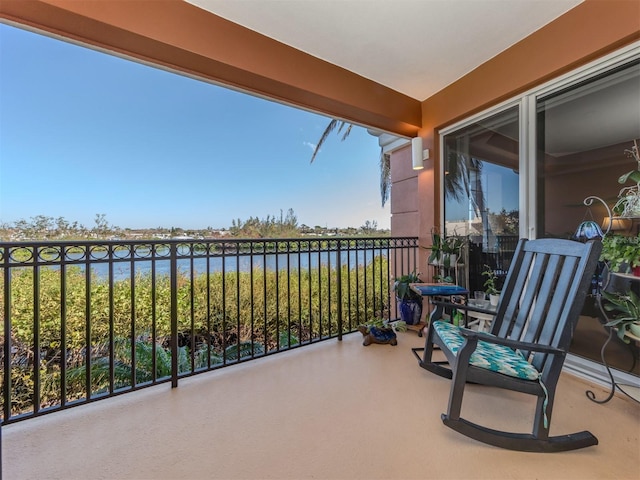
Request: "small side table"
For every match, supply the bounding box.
[466,301,497,332]
[409,283,469,336]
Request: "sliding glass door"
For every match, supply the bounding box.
[536,59,640,374]
[442,106,520,293]
[439,52,640,378]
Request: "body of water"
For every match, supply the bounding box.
[58,249,388,281]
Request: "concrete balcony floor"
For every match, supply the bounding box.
[3,330,639,480]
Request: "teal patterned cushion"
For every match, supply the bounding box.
[432,321,540,381]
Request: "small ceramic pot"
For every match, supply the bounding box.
[489,294,500,307]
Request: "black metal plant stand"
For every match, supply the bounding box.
[586,272,640,404]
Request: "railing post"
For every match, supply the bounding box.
[2,246,11,428]
[336,240,343,341]
[170,243,178,388]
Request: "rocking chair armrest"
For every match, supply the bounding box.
[458,329,565,355]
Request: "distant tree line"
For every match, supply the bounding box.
[229,208,300,238]
[0,210,389,241]
[0,213,114,241]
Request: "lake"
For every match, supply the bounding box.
[58,249,389,281]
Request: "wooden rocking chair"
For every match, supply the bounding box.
[413,238,602,452]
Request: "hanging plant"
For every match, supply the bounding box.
[603,290,640,343]
[613,139,640,217]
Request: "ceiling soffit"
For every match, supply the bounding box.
[0,0,421,136]
[186,0,585,101]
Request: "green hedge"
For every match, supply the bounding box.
[1,256,390,417]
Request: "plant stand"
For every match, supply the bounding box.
[586,272,640,404]
[405,321,427,337]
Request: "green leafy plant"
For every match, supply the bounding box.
[442,235,465,254]
[3,255,391,416]
[603,290,640,343]
[433,273,454,283]
[427,230,466,268]
[619,139,640,184]
[428,230,443,265]
[360,317,407,333]
[482,265,500,295]
[442,234,465,268]
[613,139,640,217]
[600,234,640,273]
[393,270,422,301]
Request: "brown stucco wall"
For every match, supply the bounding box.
[392,0,640,258]
[390,145,421,237]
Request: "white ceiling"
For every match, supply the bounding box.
[186,0,584,101]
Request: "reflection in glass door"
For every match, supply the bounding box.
[536,60,640,376]
[442,106,520,293]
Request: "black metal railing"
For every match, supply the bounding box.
[0,236,418,424]
[467,235,519,292]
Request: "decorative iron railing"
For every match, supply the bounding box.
[0,236,419,424]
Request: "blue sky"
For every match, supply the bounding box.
[0,23,390,231]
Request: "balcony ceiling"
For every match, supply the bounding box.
[186,0,584,101]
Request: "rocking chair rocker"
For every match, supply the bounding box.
[413,238,602,452]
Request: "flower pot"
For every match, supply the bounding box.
[443,253,457,268]
[633,265,640,277]
[489,293,500,307]
[397,297,423,325]
[428,253,442,266]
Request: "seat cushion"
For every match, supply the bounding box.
[432,321,540,381]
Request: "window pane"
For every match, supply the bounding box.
[536,60,640,376]
[536,60,640,237]
[443,106,519,292]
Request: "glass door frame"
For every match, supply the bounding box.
[439,41,640,240]
[437,40,640,388]
[439,97,529,239]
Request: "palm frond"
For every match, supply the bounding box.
[311,119,389,207]
[310,119,342,164]
[380,152,391,207]
[340,123,353,141]
[444,152,486,217]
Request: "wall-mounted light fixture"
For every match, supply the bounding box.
[411,137,429,170]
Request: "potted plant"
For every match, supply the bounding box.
[393,270,423,325]
[428,230,443,266]
[482,264,501,306]
[612,139,640,218]
[603,290,640,342]
[358,317,407,346]
[433,273,454,284]
[600,233,640,276]
[442,234,465,268]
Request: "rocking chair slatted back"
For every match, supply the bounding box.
[491,239,596,372]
